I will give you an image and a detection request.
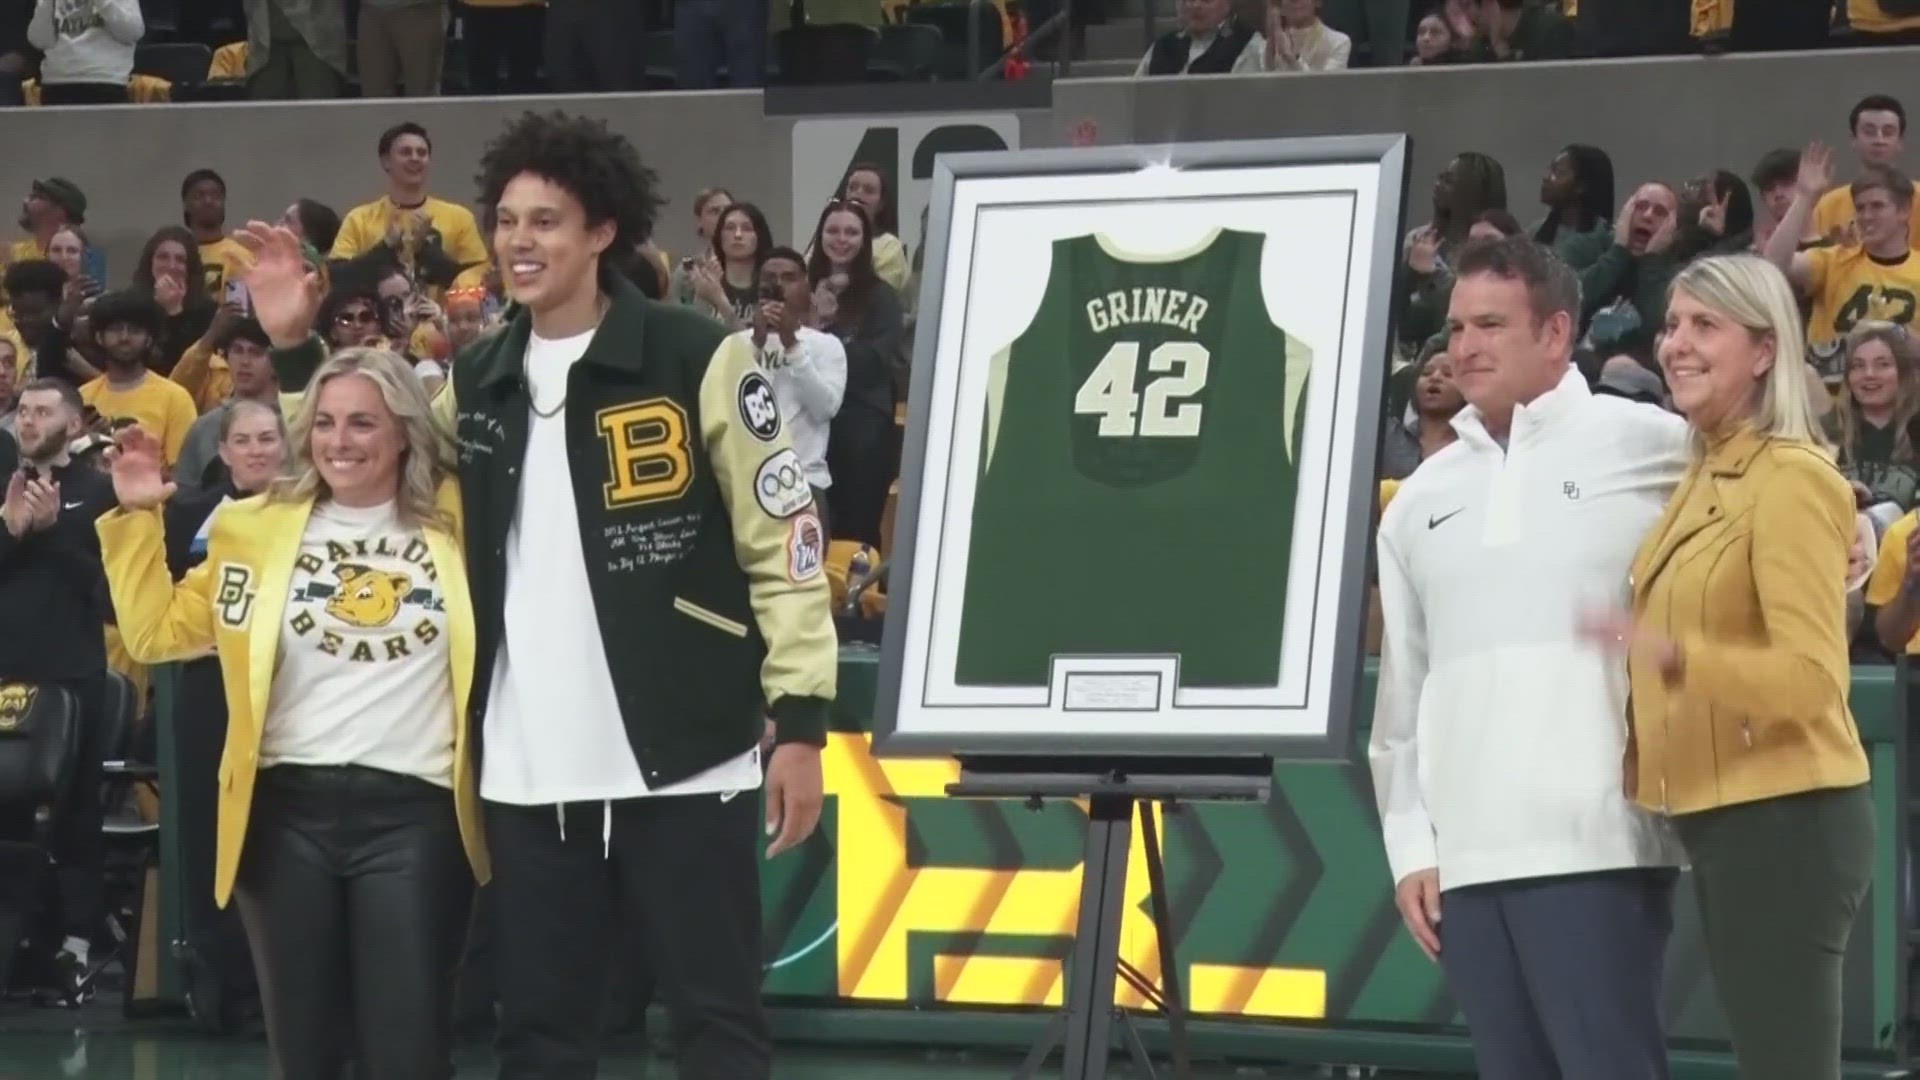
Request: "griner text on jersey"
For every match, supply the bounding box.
[1085,289,1210,336]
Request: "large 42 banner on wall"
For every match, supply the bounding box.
[873,136,1407,761]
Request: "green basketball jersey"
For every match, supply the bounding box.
[954,228,1311,690]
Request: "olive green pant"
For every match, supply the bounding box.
[1674,784,1874,1080]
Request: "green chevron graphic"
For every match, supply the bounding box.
[757,657,1897,1056]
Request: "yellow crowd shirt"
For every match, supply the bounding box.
[1867,511,1920,654]
[80,373,200,465]
[1803,243,1920,348]
[200,236,250,295]
[1690,0,1732,36]
[331,195,491,294]
[1850,0,1920,34]
[1812,181,1920,249]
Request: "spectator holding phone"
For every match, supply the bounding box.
[745,247,845,529]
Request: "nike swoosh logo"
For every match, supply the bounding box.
[62,501,83,510]
[1427,509,1464,529]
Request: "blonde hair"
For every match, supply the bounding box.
[1833,320,1920,468]
[270,346,456,530]
[1667,254,1831,453]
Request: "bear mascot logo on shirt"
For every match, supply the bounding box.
[326,564,415,629]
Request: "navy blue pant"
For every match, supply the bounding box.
[1439,868,1676,1080]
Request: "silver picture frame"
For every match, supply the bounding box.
[872,134,1409,765]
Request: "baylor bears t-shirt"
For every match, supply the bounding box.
[258,499,455,787]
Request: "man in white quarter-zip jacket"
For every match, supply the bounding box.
[1369,235,1689,1080]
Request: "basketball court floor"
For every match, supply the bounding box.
[0,1001,1441,1079]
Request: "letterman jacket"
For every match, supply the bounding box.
[271,275,838,789]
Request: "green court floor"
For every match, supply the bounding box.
[0,1033,1410,1080]
[0,1003,1439,1079]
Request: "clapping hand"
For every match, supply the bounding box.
[2,469,60,538]
[154,272,187,317]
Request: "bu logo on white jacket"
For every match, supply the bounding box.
[1368,370,1692,892]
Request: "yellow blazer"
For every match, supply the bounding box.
[1626,428,1870,815]
[97,479,489,908]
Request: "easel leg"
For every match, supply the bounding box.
[1061,794,1133,1080]
[1140,802,1191,1078]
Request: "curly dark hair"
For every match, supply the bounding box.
[475,111,663,291]
[132,225,211,308]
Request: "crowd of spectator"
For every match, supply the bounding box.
[1373,90,1920,672]
[3,0,1920,105]
[0,0,1918,1039]
[0,110,911,1013]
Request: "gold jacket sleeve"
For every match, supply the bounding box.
[699,333,838,742]
[96,506,218,664]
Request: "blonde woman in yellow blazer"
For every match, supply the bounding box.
[1587,255,1871,1080]
[97,346,488,1080]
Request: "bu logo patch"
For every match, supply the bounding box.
[1563,482,1580,501]
[787,514,824,583]
[215,564,257,628]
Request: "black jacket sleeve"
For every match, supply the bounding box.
[836,281,905,414]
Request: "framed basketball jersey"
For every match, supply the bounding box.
[955,229,1311,690]
[872,137,1407,764]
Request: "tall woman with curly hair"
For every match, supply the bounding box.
[249,109,837,1080]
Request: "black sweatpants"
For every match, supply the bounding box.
[485,792,771,1080]
[234,765,473,1080]
[1438,868,1676,1080]
[1674,785,1874,1080]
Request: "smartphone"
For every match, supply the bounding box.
[759,282,784,302]
[225,278,251,315]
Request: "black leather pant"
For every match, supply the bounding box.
[234,765,472,1080]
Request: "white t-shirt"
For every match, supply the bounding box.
[480,326,763,806]
[746,326,846,489]
[259,499,455,787]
